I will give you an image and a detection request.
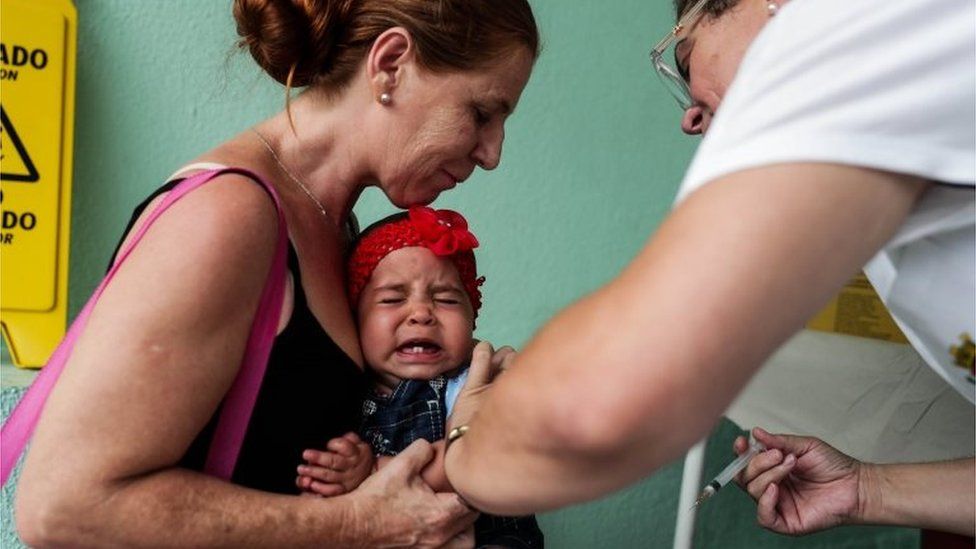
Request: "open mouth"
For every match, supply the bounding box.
[396,339,443,356]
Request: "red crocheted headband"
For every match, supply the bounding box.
[347,206,485,318]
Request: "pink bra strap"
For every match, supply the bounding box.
[1,167,288,484]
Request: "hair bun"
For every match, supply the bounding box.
[233,0,356,87]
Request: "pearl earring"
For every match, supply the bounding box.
[767,2,778,16]
[379,92,392,105]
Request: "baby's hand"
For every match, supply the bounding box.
[297,432,375,497]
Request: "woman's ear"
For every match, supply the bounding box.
[367,27,414,103]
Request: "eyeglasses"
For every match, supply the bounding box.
[650,0,710,110]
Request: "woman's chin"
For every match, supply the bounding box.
[384,189,439,208]
[404,193,441,208]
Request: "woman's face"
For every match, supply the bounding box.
[676,1,772,135]
[377,48,535,207]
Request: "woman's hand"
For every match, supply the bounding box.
[447,341,515,433]
[734,428,863,535]
[298,432,375,497]
[349,439,479,547]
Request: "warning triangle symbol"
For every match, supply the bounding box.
[1,105,40,183]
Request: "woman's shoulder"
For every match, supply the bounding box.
[110,168,282,300]
[168,169,280,247]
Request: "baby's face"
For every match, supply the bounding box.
[357,247,475,391]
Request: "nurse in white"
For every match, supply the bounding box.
[443,0,975,537]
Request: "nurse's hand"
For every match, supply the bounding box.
[447,341,514,434]
[733,428,864,535]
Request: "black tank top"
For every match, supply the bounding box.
[111,178,366,494]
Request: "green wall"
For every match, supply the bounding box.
[1,1,918,547]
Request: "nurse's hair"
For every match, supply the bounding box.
[673,0,739,20]
[234,0,540,92]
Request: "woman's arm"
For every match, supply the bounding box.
[445,163,928,514]
[15,176,473,548]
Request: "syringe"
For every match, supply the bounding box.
[693,439,766,508]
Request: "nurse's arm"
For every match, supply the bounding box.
[859,458,975,536]
[445,163,929,514]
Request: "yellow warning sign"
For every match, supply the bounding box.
[806,272,909,344]
[0,0,77,367]
[1,108,40,182]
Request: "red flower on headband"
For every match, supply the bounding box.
[346,206,485,320]
[408,206,479,256]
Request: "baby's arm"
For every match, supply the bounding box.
[361,440,451,493]
[298,432,374,497]
[418,439,452,492]
[301,438,453,497]
[301,365,474,497]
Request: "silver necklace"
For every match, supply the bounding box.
[251,128,329,221]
